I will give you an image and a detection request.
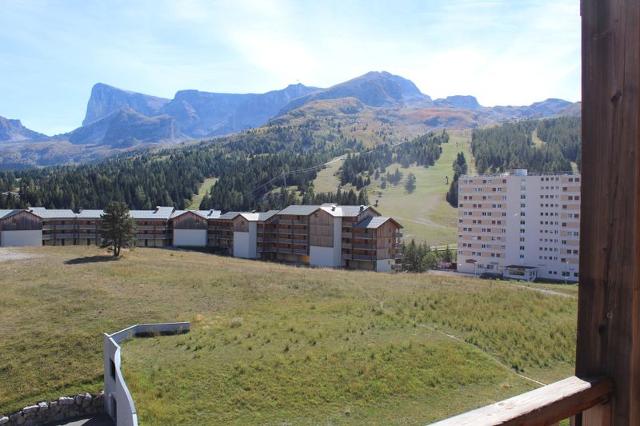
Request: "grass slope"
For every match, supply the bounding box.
[186,177,218,209]
[372,130,475,245]
[0,247,575,423]
[312,130,475,245]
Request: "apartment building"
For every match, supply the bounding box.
[1,204,403,272]
[76,210,104,246]
[232,211,279,259]
[208,211,239,255]
[31,208,80,246]
[254,204,402,272]
[457,169,581,281]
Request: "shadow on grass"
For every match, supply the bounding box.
[64,255,120,265]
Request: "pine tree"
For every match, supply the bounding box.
[101,201,135,257]
[405,173,416,193]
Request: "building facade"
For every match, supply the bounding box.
[457,169,581,281]
[0,210,43,247]
[1,204,402,272]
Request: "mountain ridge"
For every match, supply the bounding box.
[1,71,580,168]
[0,116,49,143]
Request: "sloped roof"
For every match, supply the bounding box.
[129,206,174,220]
[217,211,242,220]
[257,210,279,221]
[198,209,222,219]
[354,216,403,229]
[171,209,222,220]
[277,205,321,216]
[77,209,104,219]
[320,205,379,217]
[29,207,77,219]
[239,210,279,222]
[0,210,17,220]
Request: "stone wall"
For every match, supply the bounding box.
[1,392,104,426]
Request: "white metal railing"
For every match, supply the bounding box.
[103,322,190,426]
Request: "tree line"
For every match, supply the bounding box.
[339,130,449,188]
[0,120,369,212]
[471,116,580,174]
[400,239,454,272]
[445,152,468,207]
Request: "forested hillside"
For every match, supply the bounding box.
[339,130,449,187]
[0,122,447,211]
[471,116,580,174]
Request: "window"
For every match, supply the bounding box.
[110,359,116,380]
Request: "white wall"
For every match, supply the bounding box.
[333,217,342,266]
[233,232,251,258]
[1,230,42,247]
[376,259,394,272]
[310,246,338,267]
[248,222,257,259]
[172,229,207,247]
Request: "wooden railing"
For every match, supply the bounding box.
[430,376,612,426]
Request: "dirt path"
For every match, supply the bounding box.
[0,248,40,262]
[427,270,576,299]
[417,323,547,387]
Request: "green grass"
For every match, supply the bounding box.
[312,130,475,245]
[186,177,218,209]
[313,155,345,193]
[371,130,475,245]
[0,247,576,423]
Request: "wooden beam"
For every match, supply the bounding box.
[429,376,612,426]
[578,0,640,425]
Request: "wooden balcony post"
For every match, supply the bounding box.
[578,0,640,424]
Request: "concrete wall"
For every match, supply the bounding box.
[104,322,190,426]
[233,224,257,259]
[309,246,338,267]
[172,229,207,247]
[376,258,394,272]
[0,230,42,247]
[333,217,342,266]
[233,232,250,258]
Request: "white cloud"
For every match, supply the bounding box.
[0,0,581,133]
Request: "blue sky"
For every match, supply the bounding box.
[0,0,580,135]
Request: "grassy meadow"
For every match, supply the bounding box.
[0,247,576,424]
[313,130,475,245]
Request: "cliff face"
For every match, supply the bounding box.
[0,116,48,142]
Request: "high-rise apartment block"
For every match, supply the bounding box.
[457,169,580,282]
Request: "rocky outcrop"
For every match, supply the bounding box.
[83,83,170,126]
[83,82,319,139]
[69,107,180,147]
[433,95,481,110]
[0,117,48,143]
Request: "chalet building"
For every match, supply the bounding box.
[208,211,240,255]
[347,216,403,272]
[0,209,43,247]
[257,204,403,272]
[76,210,104,246]
[0,204,403,272]
[232,211,278,259]
[256,211,280,261]
[129,207,174,248]
[30,208,79,246]
[171,209,221,247]
[271,205,317,264]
